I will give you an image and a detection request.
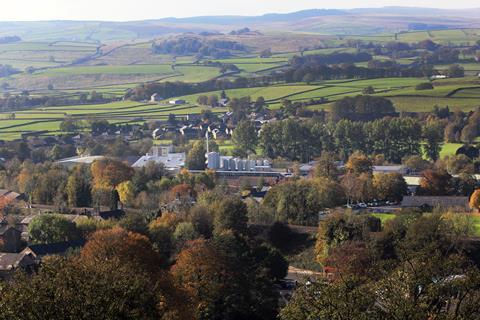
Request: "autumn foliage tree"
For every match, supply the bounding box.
[172,234,279,320]
[213,196,248,235]
[66,164,92,207]
[90,158,134,188]
[0,256,193,319]
[116,180,135,207]
[171,239,225,315]
[417,169,453,196]
[90,159,133,208]
[373,173,408,201]
[80,227,162,272]
[345,151,373,175]
[148,213,181,260]
[469,189,480,212]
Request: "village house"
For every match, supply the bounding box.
[0,189,24,210]
[0,224,22,253]
[150,93,163,103]
[0,252,35,280]
[219,98,229,107]
[179,125,201,138]
[21,239,86,263]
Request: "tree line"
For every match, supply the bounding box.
[152,37,247,58]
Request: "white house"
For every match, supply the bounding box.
[150,93,163,103]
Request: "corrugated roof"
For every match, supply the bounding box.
[401,196,469,209]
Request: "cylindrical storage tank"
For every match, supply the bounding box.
[229,158,236,171]
[222,158,229,170]
[251,160,257,171]
[237,159,245,171]
[233,158,240,171]
[207,152,220,169]
[245,160,251,171]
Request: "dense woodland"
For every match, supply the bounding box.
[152,37,248,58]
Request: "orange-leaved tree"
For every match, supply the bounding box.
[80,227,161,273]
[90,158,133,188]
[469,189,480,213]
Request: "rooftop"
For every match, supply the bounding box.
[56,155,105,166]
[24,240,86,257]
[372,165,406,173]
[0,253,32,271]
[0,224,20,236]
[132,153,185,169]
[401,196,470,209]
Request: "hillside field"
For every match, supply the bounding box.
[1,75,479,140]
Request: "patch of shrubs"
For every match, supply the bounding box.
[415,82,434,90]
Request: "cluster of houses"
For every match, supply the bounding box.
[151,108,270,141]
[0,209,125,280]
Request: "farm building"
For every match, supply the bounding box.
[169,99,186,105]
[430,75,448,80]
[0,225,22,253]
[219,98,229,107]
[56,155,105,168]
[150,93,163,102]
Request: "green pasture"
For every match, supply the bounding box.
[238,63,286,73]
[212,57,288,64]
[439,143,463,158]
[473,215,480,237]
[169,84,321,105]
[371,212,480,237]
[34,64,176,76]
[0,41,98,69]
[0,41,96,52]
[371,213,397,224]
[168,65,221,82]
[166,77,480,113]
[388,96,479,112]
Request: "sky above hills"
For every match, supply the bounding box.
[1,0,479,21]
